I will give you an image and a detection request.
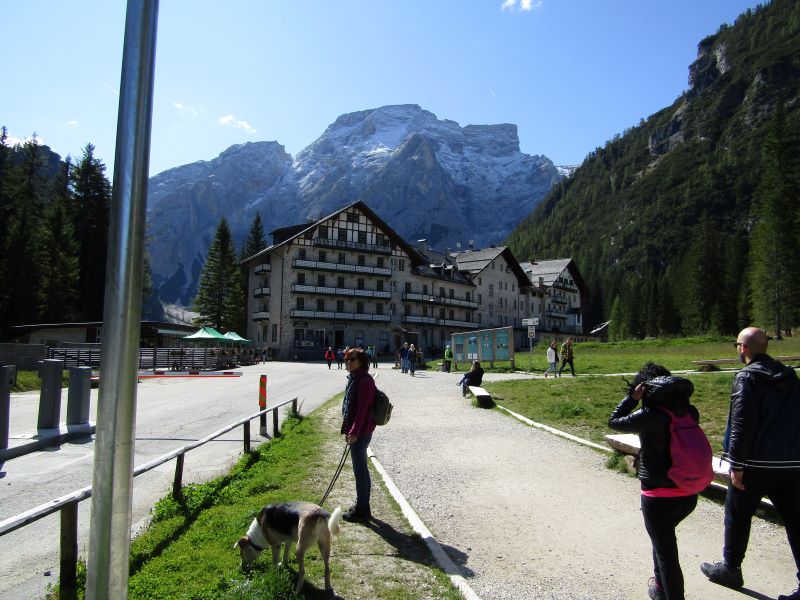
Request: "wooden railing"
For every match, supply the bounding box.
[0,397,298,599]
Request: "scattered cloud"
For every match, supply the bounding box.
[488,87,496,98]
[501,0,542,11]
[67,120,78,127]
[218,113,256,134]
[4,133,44,147]
[173,101,199,117]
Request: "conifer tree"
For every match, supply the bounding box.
[71,144,111,321]
[608,295,624,341]
[237,212,267,332]
[195,217,244,331]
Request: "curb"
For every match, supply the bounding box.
[0,422,96,461]
[367,447,483,600]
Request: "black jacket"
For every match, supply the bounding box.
[723,354,800,471]
[608,376,699,490]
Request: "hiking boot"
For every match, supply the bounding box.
[700,561,744,589]
[648,577,665,600]
[778,586,800,600]
[342,505,370,523]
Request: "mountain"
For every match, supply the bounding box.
[146,104,562,306]
[505,0,800,337]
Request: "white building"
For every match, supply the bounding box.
[519,259,587,335]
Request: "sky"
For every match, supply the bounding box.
[1,0,763,178]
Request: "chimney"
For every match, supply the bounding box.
[417,239,428,252]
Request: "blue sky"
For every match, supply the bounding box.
[2,0,761,177]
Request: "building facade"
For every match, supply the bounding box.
[520,259,587,335]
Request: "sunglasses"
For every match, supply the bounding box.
[346,357,360,363]
[732,342,745,348]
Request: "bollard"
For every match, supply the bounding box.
[67,367,92,426]
[37,359,64,430]
[1,365,17,450]
[259,375,267,436]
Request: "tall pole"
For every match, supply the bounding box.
[86,1,159,598]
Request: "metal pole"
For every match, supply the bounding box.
[86,2,158,598]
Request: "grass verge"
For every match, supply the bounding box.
[50,398,463,600]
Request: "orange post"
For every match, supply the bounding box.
[259,374,267,436]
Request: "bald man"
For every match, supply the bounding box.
[701,327,800,600]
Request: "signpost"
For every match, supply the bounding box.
[522,318,539,371]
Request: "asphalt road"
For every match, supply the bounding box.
[0,360,348,600]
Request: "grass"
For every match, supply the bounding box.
[484,370,737,455]
[49,398,462,600]
[12,369,70,392]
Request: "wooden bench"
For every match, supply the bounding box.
[692,355,800,369]
[468,385,493,407]
[605,433,730,483]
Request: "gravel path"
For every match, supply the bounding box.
[368,367,797,600]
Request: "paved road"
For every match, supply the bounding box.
[0,361,348,599]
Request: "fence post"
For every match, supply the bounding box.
[173,453,185,498]
[60,502,78,600]
[292,398,297,415]
[0,365,16,451]
[259,375,267,436]
[273,409,279,438]
[243,420,250,453]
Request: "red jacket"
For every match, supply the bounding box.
[325,350,335,360]
[341,369,377,437]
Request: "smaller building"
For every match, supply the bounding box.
[519,259,587,335]
[8,321,197,347]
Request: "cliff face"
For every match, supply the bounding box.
[146,104,562,305]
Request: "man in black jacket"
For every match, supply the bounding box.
[701,327,800,600]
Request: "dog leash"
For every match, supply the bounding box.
[319,442,350,506]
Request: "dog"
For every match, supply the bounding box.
[234,501,342,595]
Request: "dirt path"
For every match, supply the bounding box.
[367,367,797,599]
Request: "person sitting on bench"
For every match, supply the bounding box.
[457,361,484,397]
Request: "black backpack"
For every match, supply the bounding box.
[372,389,393,426]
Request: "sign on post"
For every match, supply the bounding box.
[522,318,539,326]
[528,326,536,339]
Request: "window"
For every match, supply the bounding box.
[512,283,515,292]
[377,257,384,268]
[316,299,324,311]
[319,225,328,238]
[358,231,367,244]
[489,284,494,297]
[317,274,325,287]
[449,309,454,320]
[423,306,428,317]
[376,304,383,315]
[491,262,495,269]
[439,308,445,319]
[304,230,312,240]
[338,228,347,241]
[376,233,385,246]
[337,276,345,288]
[299,248,306,260]
[338,252,346,264]
[358,255,366,266]
[319,251,326,262]
[439,287,445,297]
[347,213,359,223]
[355,330,364,347]
[271,324,277,342]
[478,294,482,304]
[357,278,365,290]
[377,280,384,292]
[337,300,344,312]
[478,277,482,285]
[356,301,364,314]
[297,298,304,310]
[404,304,410,316]
[399,259,405,271]
[423,284,428,294]
[449,288,454,299]
[405,282,411,293]
[297,273,306,285]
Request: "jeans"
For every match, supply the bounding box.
[559,358,575,376]
[544,361,558,376]
[350,433,372,514]
[641,494,698,600]
[401,357,409,373]
[723,469,800,580]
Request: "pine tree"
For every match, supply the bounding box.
[608,295,623,341]
[71,144,111,321]
[195,218,244,331]
[749,105,800,338]
[237,212,267,331]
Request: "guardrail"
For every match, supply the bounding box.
[0,397,298,599]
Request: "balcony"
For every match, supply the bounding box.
[290,309,391,322]
[293,259,392,277]
[402,292,479,309]
[253,287,271,298]
[291,284,391,299]
[254,263,271,275]
[401,315,481,329]
[252,311,270,321]
[313,237,392,255]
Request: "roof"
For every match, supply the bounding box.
[413,246,474,287]
[519,258,588,295]
[450,246,533,290]
[243,200,426,265]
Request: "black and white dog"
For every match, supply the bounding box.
[234,501,342,595]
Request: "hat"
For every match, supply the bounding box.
[446,344,450,348]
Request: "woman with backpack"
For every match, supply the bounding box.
[340,347,376,523]
[608,362,712,600]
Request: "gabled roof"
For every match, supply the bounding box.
[519,258,588,295]
[243,200,425,264]
[413,246,474,287]
[450,246,532,290]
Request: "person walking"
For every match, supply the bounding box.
[558,337,576,377]
[336,348,344,369]
[700,327,800,600]
[371,344,378,368]
[399,342,410,373]
[544,340,559,378]
[457,360,485,397]
[324,346,335,369]
[340,347,376,523]
[609,362,706,600]
[408,344,417,376]
[444,345,453,373]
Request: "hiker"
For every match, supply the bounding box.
[558,337,575,377]
[700,327,800,600]
[340,347,376,523]
[544,340,559,378]
[443,345,453,372]
[399,342,410,373]
[608,362,709,600]
[457,360,484,397]
[324,347,335,369]
[336,347,345,369]
[408,344,417,376]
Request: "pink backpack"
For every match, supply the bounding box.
[660,407,715,494]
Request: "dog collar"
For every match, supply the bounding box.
[246,537,264,552]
